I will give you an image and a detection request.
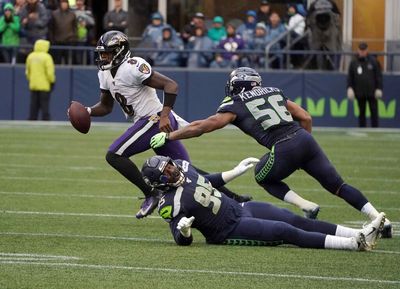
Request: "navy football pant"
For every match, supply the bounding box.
[255,129,368,210]
[226,202,337,248]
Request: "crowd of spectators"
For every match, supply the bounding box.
[0,0,127,64]
[0,0,343,70]
[138,0,312,69]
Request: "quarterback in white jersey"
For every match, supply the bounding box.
[98,56,162,123]
[80,31,252,219]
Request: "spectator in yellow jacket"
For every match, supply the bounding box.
[25,39,56,120]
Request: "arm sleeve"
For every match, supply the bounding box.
[204,173,226,188]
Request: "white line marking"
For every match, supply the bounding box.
[1,210,160,219]
[0,253,80,260]
[0,176,124,184]
[0,232,172,243]
[0,261,398,284]
[373,250,400,255]
[0,191,138,200]
[1,174,399,184]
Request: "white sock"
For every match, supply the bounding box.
[283,190,319,211]
[324,235,358,251]
[335,225,360,238]
[361,202,380,220]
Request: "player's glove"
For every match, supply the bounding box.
[374,89,383,99]
[234,157,260,175]
[150,132,169,148]
[222,157,259,183]
[177,216,195,237]
[347,87,355,101]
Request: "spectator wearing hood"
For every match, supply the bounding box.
[187,26,214,68]
[248,22,269,68]
[236,10,257,45]
[153,25,184,67]
[142,12,165,43]
[25,39,55,120]
[207,16,226,45]
[0,3,20,63]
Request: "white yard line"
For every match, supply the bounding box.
[1,174,399,184]
[0,232,172,243]
[0,191,138,200]
[1,210,160,219]
[0,253,80,260]
[0,260,398,285]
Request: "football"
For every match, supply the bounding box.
[68,101,91,134]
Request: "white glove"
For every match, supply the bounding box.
[347,87,355,101]
[177,216,195,237]
[374,89,383,99]
[222,157,260,183]
[234,157,260,175]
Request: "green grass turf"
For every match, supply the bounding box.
[0,121,399,289]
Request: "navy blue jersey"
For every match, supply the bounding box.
[158,160,243,244]
[217,87,301,149]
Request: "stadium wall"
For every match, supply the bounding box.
[1,65,399,128]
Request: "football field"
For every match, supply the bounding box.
[0,121,399,289]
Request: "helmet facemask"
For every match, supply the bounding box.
[225,67,262,95]
[142,156,185,190]
[95,31,131,71]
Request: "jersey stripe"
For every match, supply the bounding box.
[172,186,183,218]
[116,120,154,155]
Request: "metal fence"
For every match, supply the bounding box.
[1,44,399,72]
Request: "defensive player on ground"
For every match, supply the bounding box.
[150,67,392,238]
[142,156,385,250]
[79,31,250,219]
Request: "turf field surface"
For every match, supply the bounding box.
[0,121,399,289]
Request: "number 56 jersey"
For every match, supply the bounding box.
[217,87,301,149]
[158,160,243,244]
[98,57,163,123]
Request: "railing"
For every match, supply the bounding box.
[1,44,399,72]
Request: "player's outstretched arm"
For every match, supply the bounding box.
[150,112,236,148]
[205,157,259,188]
[87,90,114,117]
[287,100,312,133]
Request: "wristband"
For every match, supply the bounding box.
[163,93,177,108]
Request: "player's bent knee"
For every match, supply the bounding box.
[105,151,119,165]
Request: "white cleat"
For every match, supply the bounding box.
[358,212,386,250]
[355,234,369,251]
